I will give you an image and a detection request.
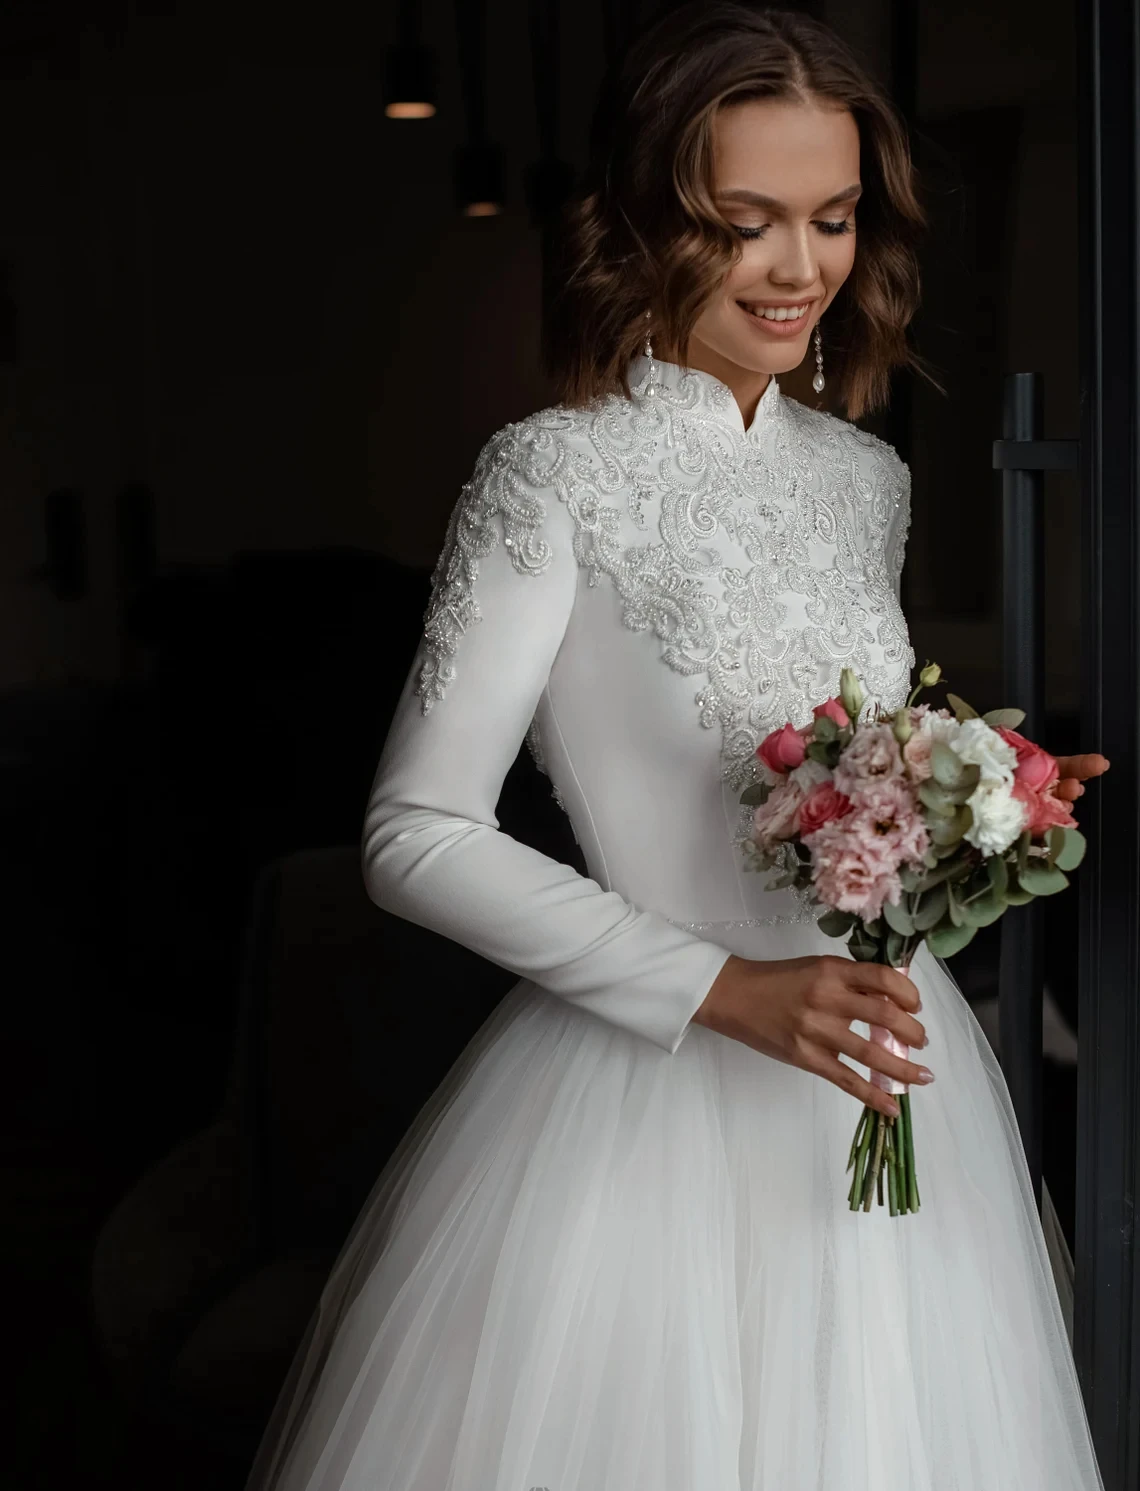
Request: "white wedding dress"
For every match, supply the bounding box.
[243,354,1105,1490]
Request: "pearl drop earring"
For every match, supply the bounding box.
[812,323,825,394]
[644,309,659,397]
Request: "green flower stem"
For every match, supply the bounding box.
[847,1107,871,1173]
[901,1093,919,1211]
[863,1113,888,1212]
[850,1104,875,1211]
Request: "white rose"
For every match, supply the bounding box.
[964,779,1027,855]
[951,717,1018,784]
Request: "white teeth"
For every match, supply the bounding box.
[742,301,809,321]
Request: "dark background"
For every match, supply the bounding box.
[2,0,1087,1485]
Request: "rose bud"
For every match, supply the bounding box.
[812,697,850,728]
[920,662,942,687]
[756,721,807,775]
[839,668,865,722]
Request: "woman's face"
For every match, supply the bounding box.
[685,96,861,382]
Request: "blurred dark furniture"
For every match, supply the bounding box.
[89,844,519,1462]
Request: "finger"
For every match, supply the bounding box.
[1055,778,1082,802]
[836,990,926,1050]
[812,1050,901,1119]
[831,1024,934,1089]
[1056,753,1110,781]
[840,958,920,1012]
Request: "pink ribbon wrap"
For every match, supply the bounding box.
[869,960,912,1097]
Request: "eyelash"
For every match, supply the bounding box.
[733,220,855,240]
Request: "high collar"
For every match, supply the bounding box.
[627,352,782,439]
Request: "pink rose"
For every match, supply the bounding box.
[756,721,807,776]
[902,731,933,782]
[997,727,1060,792]
[1012,779,1078,837]
[796,781,853,835]
[752,778,806,848]
[812,696,850,729]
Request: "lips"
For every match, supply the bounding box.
[737,300,813,322]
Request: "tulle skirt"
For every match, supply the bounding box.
[242,923,1105,1491]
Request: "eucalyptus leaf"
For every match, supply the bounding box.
[1048,826,1087,872]
[1003,885,1034,905]
[849,938,882,962]
[959,890,1008,927]
[862,918,884,940]
[899,864,925,893]
[982,707,1026,730]
[926,919,978,957]
[918,782,956,817]
[817,908,856,937]
[931,806,970,846]
[886,929,907,967]
[931,741,965,787]
[946,692,979,722]
[987,856,1009,894]
[946,879,964,927]
[766,871,800,891]
[1018,863,1070,896]
[883,898,916,936]
[739,782,771,807]
[813,715,838,743]
[1016,830,1031,876]
[914,882,949,930]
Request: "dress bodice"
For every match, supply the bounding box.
[363,353,914,1054]
[412,354,913,934]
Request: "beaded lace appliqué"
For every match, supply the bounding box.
[413,363,915,798]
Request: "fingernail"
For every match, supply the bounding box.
[887,1100,900,1116]
[916,997,923,1012]
[922,1036,929,1049]
[917,1067,935,1083]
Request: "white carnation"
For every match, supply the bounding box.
[951,716,1018,784]
[918,710,961,747]
[964,779,1027,854]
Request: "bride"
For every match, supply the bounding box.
[244,4,1108,1487]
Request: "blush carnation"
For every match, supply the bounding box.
[833,722,904,800]
[963,779,1027,854]
[806,820,903,923]
[848,776,931,866]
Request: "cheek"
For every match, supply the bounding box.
[821,235,858,289]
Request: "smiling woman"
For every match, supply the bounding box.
[543,5,935,422]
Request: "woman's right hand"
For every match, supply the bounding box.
[692,954,931,1119]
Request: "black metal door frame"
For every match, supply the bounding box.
[1075,0,1140,1486]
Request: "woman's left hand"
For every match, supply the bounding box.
[1053,752,1110,802]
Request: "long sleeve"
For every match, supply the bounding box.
[361,423,734,1054]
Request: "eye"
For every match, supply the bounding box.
[732,224,769,241]
[816,218,855,236]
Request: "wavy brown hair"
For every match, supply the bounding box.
[542,1,932,421]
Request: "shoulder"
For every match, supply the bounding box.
[780,393,910,495]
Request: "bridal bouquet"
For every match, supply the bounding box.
[741,663,1086,1218]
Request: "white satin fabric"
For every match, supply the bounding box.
[243,355,1105,1490]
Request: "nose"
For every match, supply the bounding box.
[769,224,818,289]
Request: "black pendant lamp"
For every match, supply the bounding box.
[453,0,504,215]
[523,0,575,228]
[384,0,438,119]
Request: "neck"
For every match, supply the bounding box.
[677,338,772,428]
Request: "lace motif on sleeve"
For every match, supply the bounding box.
[413,426,554,713]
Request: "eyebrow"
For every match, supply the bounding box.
[716,183,863,211]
